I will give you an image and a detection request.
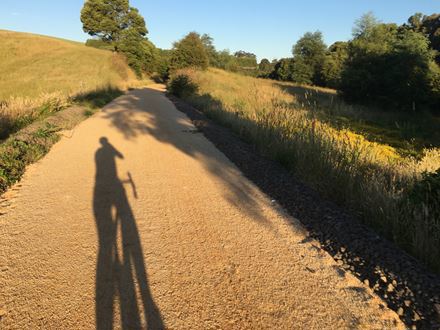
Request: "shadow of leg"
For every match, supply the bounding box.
[94,137,164,330]
[118,190,164,330]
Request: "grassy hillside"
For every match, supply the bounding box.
[0,30,137,138]
[0,30,135,99]
[169,68,440,272]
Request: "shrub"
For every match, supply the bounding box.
[167,73,198,98]
[402,169,440,268]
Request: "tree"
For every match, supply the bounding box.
[270,58,294,81]
[81,0,147,49]
[292,31,327,85]
[352,12,381,38]
[340,15,439,111]
[214,49,238,71]
[321,42,348,88]
[170,32,209,70]
[234,51,257,59]
[407,13,424,31]
[81,0,155,76]
[118,29,157,75]
[234,51,258,68]
[407,13,440,63]
[201,34,219,67]
[259,58,272,72]
[421,14,440,57]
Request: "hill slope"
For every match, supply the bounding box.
[0,30,135,100]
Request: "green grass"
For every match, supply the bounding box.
[169,68,440,272]
[0,30,137,139]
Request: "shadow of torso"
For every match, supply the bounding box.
[93,138,163,330]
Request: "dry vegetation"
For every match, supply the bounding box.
[0,30,139,139]
[170,68,440,271]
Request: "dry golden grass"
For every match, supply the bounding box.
[0,30,138,138]
[171,68,440,271]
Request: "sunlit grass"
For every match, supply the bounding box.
[0,30,138,138]
[276,81,440,156]
[171,68,440,272]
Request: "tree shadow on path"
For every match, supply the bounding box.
[93,137,163,330]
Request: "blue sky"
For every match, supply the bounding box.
[0,1,438,61]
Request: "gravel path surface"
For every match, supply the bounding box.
[0,86,402,329]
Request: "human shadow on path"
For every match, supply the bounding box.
[93,137,163,330]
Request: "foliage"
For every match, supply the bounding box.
[216,50,237,71]
[321,42,348,88]
[269,58,294,81]
[153,49,172,82]
[170,32,209,70]
[118,29,157,76]
[291,58,314,84]
[407,13,440,63]
[81,0,155,75]
[201,34,219,67]
[402,169,440,266]
[259,11,440,114]
[85,38,114,50]
[340,17,439,111]
[81,0,147,45]
[167,72,198,98]
[352,12,381,38]
[292,31,327,85]
[233,51,258,68]
[258,58,272,75]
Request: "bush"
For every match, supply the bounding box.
[402,169,440,269]
[167,73,198,98]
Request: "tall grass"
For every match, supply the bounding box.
[169,68,440,272]
[0,30,138,138]
[276,82,440,157]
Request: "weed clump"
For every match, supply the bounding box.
[167,73,198,98]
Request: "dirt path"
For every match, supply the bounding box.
[0,86,403,329]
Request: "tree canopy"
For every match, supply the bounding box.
[340,17,438,111]
[81,0,156,76]
[81,0,147,46]
[291,31,327,85]
[170,32,209,70]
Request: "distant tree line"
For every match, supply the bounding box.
[264,12,440,112]
[80,2,439,112]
